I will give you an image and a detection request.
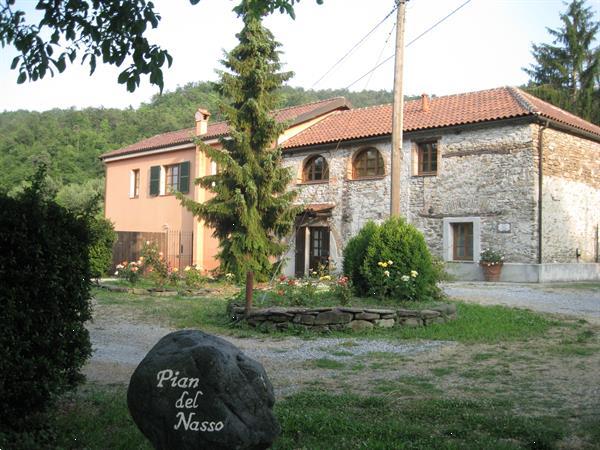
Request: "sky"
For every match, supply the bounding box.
[0,0,598,112]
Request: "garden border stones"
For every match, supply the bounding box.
[228,304,457,332]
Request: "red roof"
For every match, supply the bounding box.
[101,97,350,159]
[282,87,600,149]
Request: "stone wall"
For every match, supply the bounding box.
[280,120,599,276]
[281,139,391,276]
[402,123,539,263]
[230,304,457,332]
[539,127,600,263]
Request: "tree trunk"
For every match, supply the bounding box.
[245,271,254,314]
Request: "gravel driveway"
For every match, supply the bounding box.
[84,300,453,391]
[443,281,600,322]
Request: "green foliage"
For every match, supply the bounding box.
[1,0,171,92]
[179,10,299,284]
[342,221,378,296]
[55,178,115,278]
[88,217,116,278]
[0,82,397,195]
[182,265,206,289]
[0,169,92,431]
[523,0,599,124]
[347,218,441,301]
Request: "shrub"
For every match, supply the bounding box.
[0,176,92,431]
[342,221,378,296]
[88,217,116,278]
[183,265,206,289]
[350,217,441,301]
[332,276,352,305]
[115,260,143,285]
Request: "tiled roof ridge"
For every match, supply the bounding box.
[506,86,536,114]
[515,86,593,122]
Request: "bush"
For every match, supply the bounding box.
[342,221,378,296]
[88,217,116,278]
[0,176,92,431]
[345,217,441,301]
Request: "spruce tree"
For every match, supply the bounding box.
[523,0,599,124]
[179,0,299,311]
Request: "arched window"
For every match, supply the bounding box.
[353,147,384,178]
[303,155,329,182]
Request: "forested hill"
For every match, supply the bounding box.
[0,82,394,193]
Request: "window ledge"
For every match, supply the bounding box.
[413,172,438,178]
[297,180,329,186]
[346,175,386,182]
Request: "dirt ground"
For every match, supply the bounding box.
[84,293,600,427]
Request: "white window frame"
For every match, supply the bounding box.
[442,217,481,262]
[129,169,139,198]
[159,166,166,196]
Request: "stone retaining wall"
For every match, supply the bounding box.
[99,284,210,297]
[230,304,457,332]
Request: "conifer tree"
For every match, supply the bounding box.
[523,0,599,124]
[179,0,299,311]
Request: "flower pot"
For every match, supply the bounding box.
[480,263,502,282]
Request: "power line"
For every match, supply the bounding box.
[345,0,472,90]
[311,3,399,89]
[363,21,397,90]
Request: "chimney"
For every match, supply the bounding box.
[195,108,211,136]
[421,93,430,112]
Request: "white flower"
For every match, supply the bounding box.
[384,270,390,277]
[410,270,418,278]
[401,275,410,282]
[114,271,119,276]
[387,260,393,265]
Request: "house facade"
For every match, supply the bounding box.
[100,98,351,271]
[102,87,600,282]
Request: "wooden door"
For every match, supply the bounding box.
[295,227,306,278]
[309,227,330,273]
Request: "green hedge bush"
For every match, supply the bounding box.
[342,221,377,296]
[88,217,116,278]
[0,179,92,432]
[344,217,441,301]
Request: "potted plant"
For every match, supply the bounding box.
[479,248,505,282]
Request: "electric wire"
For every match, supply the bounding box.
[310,3,399,88]
[345,0,472,90]
[363,21,397,90]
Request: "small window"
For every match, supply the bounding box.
[165,164,180,193]
[164,161,190,194]
[417,141,438,175]
[303,155,329,182]
[452,222,473,261]
[130,169,140,198]
[353,147,384,178]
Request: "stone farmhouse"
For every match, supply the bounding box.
[101,87,600,282]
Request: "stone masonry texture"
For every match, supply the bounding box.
[281,121,599,274]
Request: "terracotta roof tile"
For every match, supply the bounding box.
[282,87,600,149]
[512,87,600,136]
[101,97,350,159]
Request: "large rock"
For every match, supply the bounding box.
[127,330,280,450]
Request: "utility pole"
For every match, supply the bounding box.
[390,0,406,217]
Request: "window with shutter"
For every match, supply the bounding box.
[149,166,161,196]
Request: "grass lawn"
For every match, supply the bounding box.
[92,287,556,343]
[4,287,598,449]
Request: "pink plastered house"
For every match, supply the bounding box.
[100,98,351,271]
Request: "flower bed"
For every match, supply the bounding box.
[227,303,457,332]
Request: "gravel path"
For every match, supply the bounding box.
[443,281,600,322]
[84,306,452,390]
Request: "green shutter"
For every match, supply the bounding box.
[179,161,190,194]
[149,166,160,196]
